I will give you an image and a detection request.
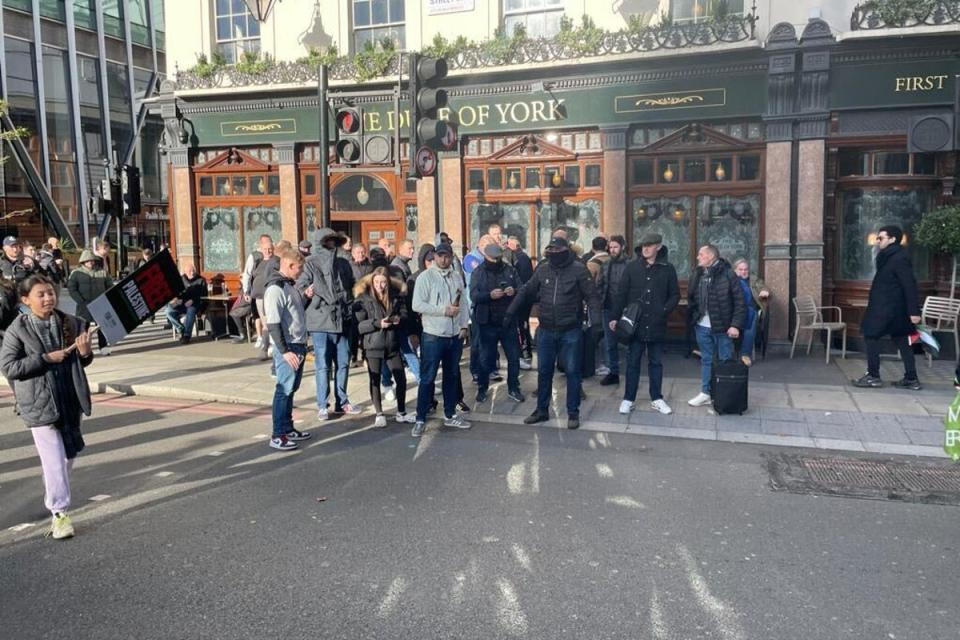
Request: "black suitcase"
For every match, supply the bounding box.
[711,357,749,415]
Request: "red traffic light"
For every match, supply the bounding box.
[336,108,360,134]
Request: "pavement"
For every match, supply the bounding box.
[9,317,953,460]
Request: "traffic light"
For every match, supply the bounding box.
[121,164,141,218]
[335,106,362,164]
[409,54,449,177]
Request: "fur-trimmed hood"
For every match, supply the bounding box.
[353,271,407,298]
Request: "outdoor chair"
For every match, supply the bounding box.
[790,295,846,364]
[920,296,960,366]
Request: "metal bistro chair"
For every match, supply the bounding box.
[790,295,847,364]
[920,296,960,366]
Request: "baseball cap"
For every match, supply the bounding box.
[2,235,19,247]
[483,244,503,259]
[544,237,569,252]
[435,242,453,256]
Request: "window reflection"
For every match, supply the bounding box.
[840,188,930,280]
[633,196,692,279]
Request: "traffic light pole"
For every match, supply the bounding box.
[318,64,330,228]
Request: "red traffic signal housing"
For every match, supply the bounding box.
[335,107,362,164]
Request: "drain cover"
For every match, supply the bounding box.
[766,454,960,505]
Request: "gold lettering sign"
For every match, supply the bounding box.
[362,100,567,132]
[615,89,725,113]
[221,118,297,136]
[894,75,949,92]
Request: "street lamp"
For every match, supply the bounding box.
[243,0,281,22]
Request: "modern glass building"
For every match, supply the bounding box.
[0,0,167,252]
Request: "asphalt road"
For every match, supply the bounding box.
[1,394,957,639]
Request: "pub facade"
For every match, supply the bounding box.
[159,0,959,346]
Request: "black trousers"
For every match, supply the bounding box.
[367,353,406,414]
[865,335,917,380]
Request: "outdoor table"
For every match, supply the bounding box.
[202,294,233,340]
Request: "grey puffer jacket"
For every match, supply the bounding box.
[0,310,93,428]
[296,227,355,333]
[67,265,112,321]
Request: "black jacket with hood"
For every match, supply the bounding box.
[507,249,601,333]
[687,257,746,333]
[861,243,921,338]
[297,227,356,334]
[612,245,680,342]
[599,252,629,310]
[469,258,522,326]
[352,273,409,358]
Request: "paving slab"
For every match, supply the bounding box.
[806,422,862,440]
[789,390,858,412]
[716,417,763,433]
[759,407,806,423]
[761,419,812,438]
[803,409,854,426]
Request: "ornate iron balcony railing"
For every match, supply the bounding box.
[851,0,960,30]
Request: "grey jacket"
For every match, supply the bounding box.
[0,311,93,428]
[67,265,112,321]
[296,227,355,334]
[411,265,470,337]
[264,270,307,350]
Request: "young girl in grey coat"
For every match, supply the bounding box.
[0,274,94,539]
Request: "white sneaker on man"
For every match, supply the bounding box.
[596,365,611,377]
[254,336,264,349]
[619,400,634,414]
[687,392,712,407]
[395,412,416,424]
[373,414,388,428]
[651,399,673,415]
[519,357,532,370]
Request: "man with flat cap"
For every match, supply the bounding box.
[507,236,601,430]
[610,232,679,416]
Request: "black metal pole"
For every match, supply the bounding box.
[434,158,441,239]
[318,64,330,228]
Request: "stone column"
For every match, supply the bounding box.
[600,127,628,239]
[439,151,464,250]
[169,148,197,270]
[416,175,437,245]
[763,141,792,342]
[274,143,300,242]
[795,138,826,306]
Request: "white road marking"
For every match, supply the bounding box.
[305,424,376,448]
[588,439,597,450]
[495,578,529,636]
[207,451,224,457]
[595,463,614,478]
[677,543,745,640]
[88,494,111,502]
[507,463,526,495]
[595,433,611,448]
[9,523,35,532]
[529,434,540,494]
[413,429,437,462]
[606,496,646,509]
[377,576,407,618]
[252,434,269,440]
[512,543,532,573]
[153,471,174,477]
[650,587,668,640]
[451,572,466,606]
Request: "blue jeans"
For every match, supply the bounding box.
[469,321,482,379]
[536,327,583,416]
[741,322,756,359]
[477,322,520,393]
[624,340,664,402]
[695,324,734,394]
[311,331,350,409]
[416,333,462,422]
[602,309,620,374]
[166,304,198,336]
[271,343,307,437]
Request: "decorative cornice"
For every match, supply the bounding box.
[795,243,824,260]
[273,143,296,165]
[833,47,958,64]
[764,243,792,260]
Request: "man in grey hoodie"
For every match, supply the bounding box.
[410,242,471,437]
[297,227,357,420]
[265,248,312,451]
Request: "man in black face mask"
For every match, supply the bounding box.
[507,237,601,430]
[470,243,524,404]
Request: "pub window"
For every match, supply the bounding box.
[672,0,744,23]
[564,165,580,188]
[303,204,317,236]
[468,168,484,191]
[525,167,540,189]
[405,203,418,246]
[873,152,909,175]
[584,164,601,187]
[231,176,247,196]
[840,188,931,280]
[658,159,679,184]
[267,175,281,195]
[404,177,417,193]
[838,149,867,177]
[470,202,531,251]
[696,194,760,275]
[503,0,563,39]
[331,174,394,211]
[633,196,692,279]
[202,206,241,272]
[199,176,213,196]
[684,158,706,183]
[545,166,560,188]
[215,0,261,64]
[738,154,760,181]
[632,158,654,185]
[304,173,317,195]
[244,205,282,259]
[487,168,502,190]
[538,199,601,256]
[353,0,405,51]
[711,157,733,182]
[913,153,936,175]
[216,176,231,195]
[249,175,265,195]
[506,168,521,190]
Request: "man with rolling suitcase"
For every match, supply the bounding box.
[687,245,746,410]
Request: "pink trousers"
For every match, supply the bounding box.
[31,426,74,514]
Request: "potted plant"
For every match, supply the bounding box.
[915,204,960,298]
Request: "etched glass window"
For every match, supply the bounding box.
[633,196,693,279]
[537,199,601,257]
[243,206,282,260]
[840,188,931,280]
[202,206,241,272]
[470,202,530,251]
[696,194,760,271]
[405,204,418,247]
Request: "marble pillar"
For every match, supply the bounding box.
[764,141,792,341]
[796,138,826,306]
[601,128,628,239]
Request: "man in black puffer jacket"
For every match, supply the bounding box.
[598,234,629,385]
[687,244,745,407]
[507,237,601,430]
[610,233,679,416]
[854,225,922,390]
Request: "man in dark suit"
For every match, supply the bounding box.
[854,225,922,390]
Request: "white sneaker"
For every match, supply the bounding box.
[688,392,712,407]
[443,414,471,429]
[619,400,634,414]
[651,399,673,415]
[373,414,388,428]
[267,344,274,357]
[51,512,75,539]
[395,412,416,424]
[383,385,396,403]
[254,336,264,349]
[317,407,330,421]
[519,358,532,370]
[596,365,611,377]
